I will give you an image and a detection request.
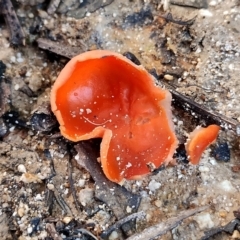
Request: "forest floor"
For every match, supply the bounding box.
[0,0,240,239]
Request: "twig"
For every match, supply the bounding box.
[170,0,208,9]
[46,223,63,240]
[53,188,73,215]
[73,228,98,240]
[201,218,240,240]
[158,12,196,26]
[37,38,87,59]
[101,211,146,239]
[75,142,141,237]
[43,149,56,178]
[126,205,209,240]
[1,0,25,45]
[49,132,62,139]
[165,82,240,135]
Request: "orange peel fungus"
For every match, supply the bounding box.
[51,50,178,183]
[186,124,220,165]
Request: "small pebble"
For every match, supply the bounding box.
[126,206,132,213]
[14,84,20,91]
[199,9,213,17]
[209,0,217,6]
[232,230,240,239]
[10,56,16,63]
[199,166,210,173]
[63,216,73,224]
[18,207,25,217]
[47,183,55,190]
[218,210,227,218]
[27,226,33,235]
[164,74,174,81]
[78,188,94,206]
[154,200,162,207]
[18,164,26,173]
[28,13,34,18]
[109,230,118,240]
[194,213,214,229]
[219,180,236,193]
[148,180,161,192]
[78,179,85,187]
[35,194,43,201]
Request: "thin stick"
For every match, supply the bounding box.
[46,223,63,240]
[165,82,240,135]
[101,211,146,238]
[126,206,209,240]
[37,38,87,59]
[74,228,98,240]
[158,12,196,26]
[1,0,25,45]
[53,188,72,215]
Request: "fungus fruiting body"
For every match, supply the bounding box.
[186,125,220,164]
[51,50,178,183]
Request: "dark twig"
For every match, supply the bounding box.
[49,132,62,139]
[101,211,146,239]
[73,228,98,240]
[158,12,196,26]
[201,218,240,240]
[75,142,142,237]
[126,206,209,240]
[53,188,73,215]
[46,223,63,240]
[45,188,54,215]
[1,0,25,45]
[37,38,87,59]
[44,149,56,178]
[165,82,240,135]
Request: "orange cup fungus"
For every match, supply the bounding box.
[50,50,178,183]
[186,125,220,164]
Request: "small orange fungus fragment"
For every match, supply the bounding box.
[186,125,220,165]
[50,50,178,183]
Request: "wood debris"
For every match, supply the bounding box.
[74,142,142,237]
[126,206,209,240]
[1,0,25,45]
[165,82,240,134]
[46,223,63,240]
[170,0,208,8]
[158,12,196,26]
[37,38,87,59]
[202,218,240,240]
[101,211,146,239]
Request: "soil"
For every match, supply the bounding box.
[0,0,240,239]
